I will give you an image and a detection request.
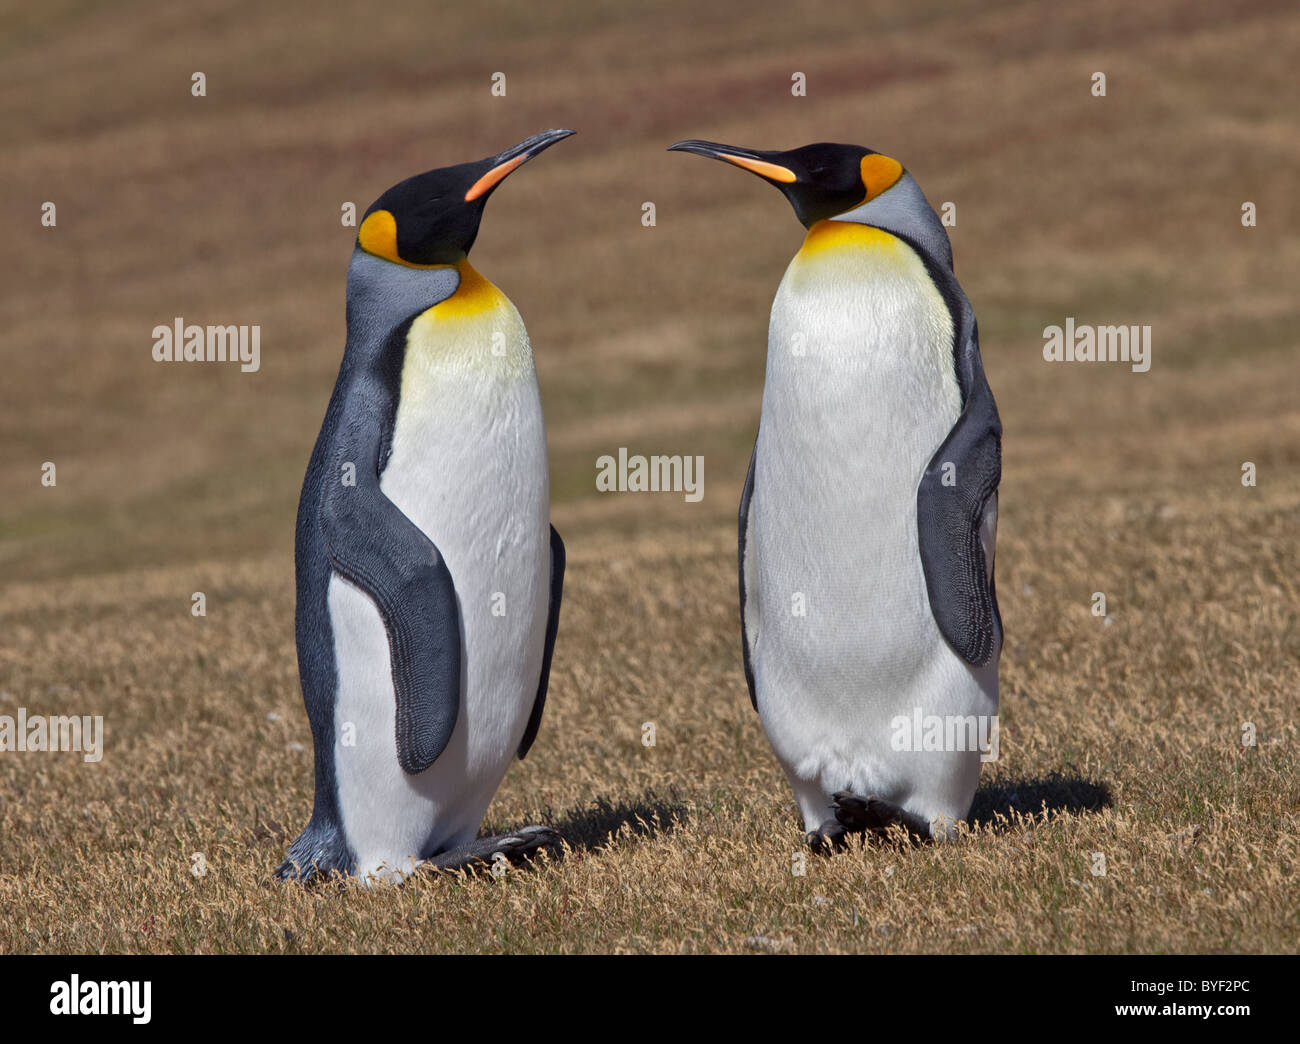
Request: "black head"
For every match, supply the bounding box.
[357,129,574,267]
[667,139,904,228]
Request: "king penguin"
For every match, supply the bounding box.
[277,129,573,883]
[668,139,1002,848]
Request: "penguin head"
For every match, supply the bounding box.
[357,129,574,267]
[667,139,906,229]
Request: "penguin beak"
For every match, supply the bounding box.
[667,139,798,184]
[464,129,576,201]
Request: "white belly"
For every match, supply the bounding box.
[750,223,997,833]
[330,290,550,881]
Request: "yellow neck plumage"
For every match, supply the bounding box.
[798,219,903,259]
[401,259,531,385]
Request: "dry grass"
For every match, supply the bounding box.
[1,0,1297,953]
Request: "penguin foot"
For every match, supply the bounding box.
[805,822,848,854]
[831,791,931,842]
[420,825,562,874]
[275,820,356,884]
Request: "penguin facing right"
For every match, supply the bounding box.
[668,139,1002,848]
[278,130,573,884]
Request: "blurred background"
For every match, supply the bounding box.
[0,0,1296,952]
[4,0,1294,582]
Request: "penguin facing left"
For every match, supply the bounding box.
[277,130,573,884]
[669,138,1002,849]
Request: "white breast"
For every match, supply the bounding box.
[750,222,995,831]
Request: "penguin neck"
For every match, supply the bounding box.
[797,220,902,259]
[344,248,460,352]
[829,175,954,272]
[426,257,508,320]
[402,257,532,382]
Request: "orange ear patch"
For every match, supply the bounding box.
[859,154,903,201]
[358,209,402,263]
[357,209,452,269]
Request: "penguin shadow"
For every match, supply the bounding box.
[541,789,688,856]
[968,770,1112,830]
[407,792,686,882]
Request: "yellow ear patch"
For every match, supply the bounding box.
[358,209,402,263]
[357,209,451,269]
[859,154,903,202]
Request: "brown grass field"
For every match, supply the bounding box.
[1,0,1297,953]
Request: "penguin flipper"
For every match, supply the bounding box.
[518,525,565,758]
[916,319,1002,667]
[320,414,461,776]
[738,440,759,710]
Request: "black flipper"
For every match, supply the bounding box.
[737,441,759,709]
[518,525,565,758]
[916,302,1002,667]
[320,387,462,776]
